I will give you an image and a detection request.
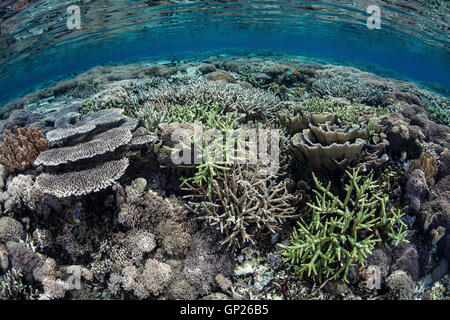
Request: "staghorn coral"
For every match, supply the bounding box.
[0,125,49,171]
[280,169,408,283]
[312,65,389,106]
[0,268,39,300]
[135,78,282,126]
[35,158,129,198]
[45,108,127,144]
[183,163,297,250]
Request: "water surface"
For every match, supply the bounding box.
[0,0,449,104]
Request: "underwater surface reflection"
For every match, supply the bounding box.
[0,0,449,104]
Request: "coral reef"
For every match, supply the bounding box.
[0,217,24,243]
[311,70,386,106]
[33,109,154,198]
[121,259,173,299]
[291,110,389,172]
[408,153,439,185]
[405,169,428,214]
[135,79,282,126]
[35,159,130,198]
[385,270,415,300]
[183,163,297,250]
[0,125,49,171]
[280,169,407,283]
[0,269,39,300]
[0,55,448,301]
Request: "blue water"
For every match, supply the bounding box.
[0,0,449,105]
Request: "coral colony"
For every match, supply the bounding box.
[0,54,449,301]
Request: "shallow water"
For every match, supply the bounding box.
[0,0,449,104]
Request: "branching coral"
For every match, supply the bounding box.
[117,185,197,257]
[0,125,49,171]
[311,75,385,106]
[45,108,128,144]
[183,164,297,250]
[279,169,408,283]
[135,79,282,127]
[121,259,173,299]
[156,102,241,194]
[0,268,39,300]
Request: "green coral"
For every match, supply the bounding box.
[163,100,237,130]
[237,68,264,87]
[0,268,39,300]
[162,100,244,194]
[420,96,449,126]
[279,168,408,283]
[302,98,393,126]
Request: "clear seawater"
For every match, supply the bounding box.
[0,0,449,104]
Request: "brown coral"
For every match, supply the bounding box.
[0,125,49,171]
[292,116,389,172]
[292,123,366,171]
[183,163,297,250]
[408,153,439,185]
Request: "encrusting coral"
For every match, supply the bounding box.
[0,125,49,171]
[280,169,408,283]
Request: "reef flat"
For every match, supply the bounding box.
[0,54,449,300]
